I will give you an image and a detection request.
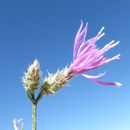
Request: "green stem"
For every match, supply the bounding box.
[21,123,23,130]
[36,91,43,103]
[32,103,37,130]
[26,90,35,104]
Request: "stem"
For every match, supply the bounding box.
[26,90,35,104]
[36,91,43,103]
[32,103,37,130]
[21,123,23,130]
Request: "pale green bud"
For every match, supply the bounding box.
[23,59,41,94]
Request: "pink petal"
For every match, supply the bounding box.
[76,22,88,42]
[82,72,106,79]
[97,54,120,67]
[73,21,88,61]
[77,37,97,58]
[87,78,122,87]
[105,54,120,63]
[99,41,120,54]
[76,20,83,36]
[72,47,97,68]
[75,49,98,70]
[73,37,86,61]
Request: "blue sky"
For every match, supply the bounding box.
[0,0,130,130]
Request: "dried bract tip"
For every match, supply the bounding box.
[41,67,70,95]
[13,118,23,130]
[23,59,41,94]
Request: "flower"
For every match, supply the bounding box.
[68,20,122,86]
[23,59,41,94]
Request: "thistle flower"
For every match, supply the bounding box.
[23,59,41,94]
[41,67,69,95]
[68,20,122,86]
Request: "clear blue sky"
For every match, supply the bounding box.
[0,0,129,130]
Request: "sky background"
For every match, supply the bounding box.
[0,0,130,130]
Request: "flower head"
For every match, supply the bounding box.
[23,59,41,94]
[68,20,122,86]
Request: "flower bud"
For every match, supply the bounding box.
[41,67,69,95]
[23,60,41,94]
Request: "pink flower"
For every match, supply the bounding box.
[68,20,122,87]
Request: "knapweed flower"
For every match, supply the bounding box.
[68,20,122,86]
[41,67,69,95]
[23,59,41,94]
